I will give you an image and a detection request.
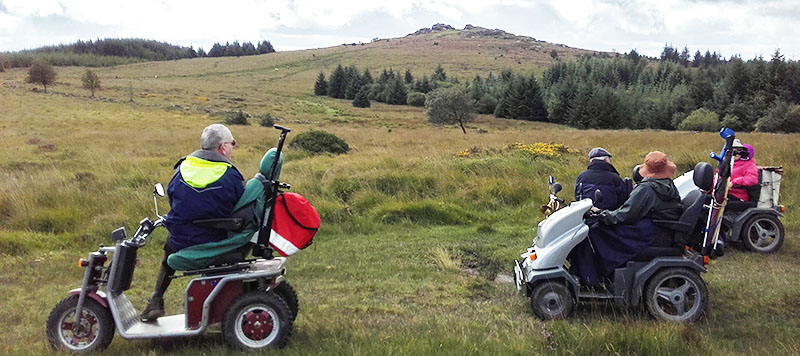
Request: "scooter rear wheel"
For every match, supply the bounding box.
[741,214,784,253]
[46,295,115,352]
[274,281,299,321]
[222,291,293,350]
[644,268,707,323]
[529,281,574,320]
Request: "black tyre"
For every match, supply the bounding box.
[644,268,708,323]
[741,214,784,253]
[529,281,574,320]
[46,295,115,352]
[222,291,293,350]
[274,281,300,321]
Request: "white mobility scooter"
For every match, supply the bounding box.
[46,125,317,352]
[514,129,739,322]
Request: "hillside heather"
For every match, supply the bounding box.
[0,26,798,355]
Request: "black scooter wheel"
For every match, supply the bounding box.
[46,295,115,352]
[274,281,300,321]
[222,291,293,350]
[529,281,574,320]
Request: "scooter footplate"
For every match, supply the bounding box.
[125,315,188,336]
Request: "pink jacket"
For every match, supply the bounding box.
[729,159,759,201]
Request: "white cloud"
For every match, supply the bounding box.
[2,0,62,17]
[0,0,798,59]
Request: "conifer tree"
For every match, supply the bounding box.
[257,40,275,54]
[502,75,548,122]
[344,74,362,100]
[385,77,408,105]
[404,68,414,84]
[327,64,347,99]
[362,68,373,85]
[314,72,328,95]
[432,64,447,82]
[353,87,370,108]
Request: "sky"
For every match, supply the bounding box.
[1,0,798,60]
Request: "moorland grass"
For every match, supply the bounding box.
[1,43,799,355]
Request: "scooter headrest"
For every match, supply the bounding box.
[693,162,713,191]
[632,164,643,184]
[259,148,283,179]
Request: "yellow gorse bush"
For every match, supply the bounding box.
[455,142,569,158]
[506,142,567,157]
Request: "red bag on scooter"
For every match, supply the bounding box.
[269,192,321,256]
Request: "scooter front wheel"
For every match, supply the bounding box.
[46,295,115,353]
[529,281,574,320]
[223,291,293,350]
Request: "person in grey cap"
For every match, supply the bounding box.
[574,147,630,210]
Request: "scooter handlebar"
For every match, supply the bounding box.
[130,217,164,246]
[274,125,292,132]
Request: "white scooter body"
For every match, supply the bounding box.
[525,198,593,271]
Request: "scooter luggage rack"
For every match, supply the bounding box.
[174,259,258,278]
[106,242,287,339]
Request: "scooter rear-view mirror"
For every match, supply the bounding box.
[553,182,562,194]
[111,227,127,242]
[152,183,165,218]
[153,183,165,197]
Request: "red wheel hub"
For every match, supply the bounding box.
[240,310,274,341]
[61,311,97,346]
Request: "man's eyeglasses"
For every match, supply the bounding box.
[221,140,236,148]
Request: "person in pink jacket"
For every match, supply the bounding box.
[729,139,759,201]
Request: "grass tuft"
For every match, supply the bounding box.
[432,247,461,272]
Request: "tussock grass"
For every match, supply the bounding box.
[432,247,462,272]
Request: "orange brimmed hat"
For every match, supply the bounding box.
[638,151,677,179]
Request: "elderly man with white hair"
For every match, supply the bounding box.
[141,123,244,321]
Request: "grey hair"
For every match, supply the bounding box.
[201,124,233,150]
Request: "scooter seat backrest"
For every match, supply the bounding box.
[693,162,713,191]
[675,189,706,248]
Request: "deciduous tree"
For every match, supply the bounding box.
[27,62,56,92]
[425,86,475,134]
[81,69,101,97]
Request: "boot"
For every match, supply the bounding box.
[712,239,725,259]
[140,296,165,322]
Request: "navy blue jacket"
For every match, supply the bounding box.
[574,160,630,210]
[164,150,244,251]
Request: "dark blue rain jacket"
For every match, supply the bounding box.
[574,160,630,210]
[164,150,244,251]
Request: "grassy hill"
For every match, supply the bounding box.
[1,26,799,355]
